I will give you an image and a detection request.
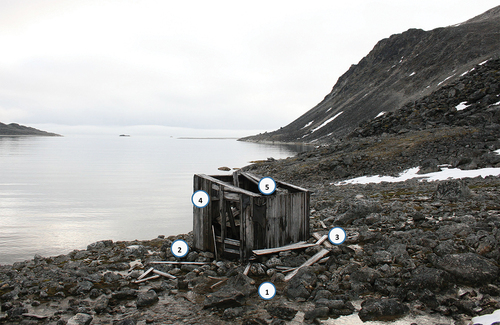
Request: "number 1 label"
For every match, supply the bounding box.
[258,282,276,300]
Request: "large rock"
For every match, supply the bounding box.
[405,266,449,292]
[285,266,317,300]
[429,253,499,285]
[358,298,409,321]
[136,289,158,308]
[226,273,257,297]
[67,313,93,325]
[334,200,382,225]
[433,180,472,202]
[86,240,113,251]
[93,295,109,314]
[265,304,298,320]
[203,286,245,309]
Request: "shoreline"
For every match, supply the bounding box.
[1,175,500,324]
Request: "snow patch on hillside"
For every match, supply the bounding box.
[311,112,343,133]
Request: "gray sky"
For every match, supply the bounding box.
[0,1,498,133]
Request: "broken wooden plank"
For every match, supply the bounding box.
[210,278,228,290]
[152,269,177,280]
[314,234,328,246]
[243,263,251,276]
[149,261,210,265]
[253,241,316,256]
[22,314,48,320]
[285,248,330,282]
[195,174,260,197]
[312,232,333,248]
[276,266,298,274]
[320,220,328,229]
[212,225,218,260]
[134,274,160,284]
[207,276,226,281]
[240,172,310,193]
[137,267,154,280]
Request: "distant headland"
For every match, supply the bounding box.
[0,122,61,136]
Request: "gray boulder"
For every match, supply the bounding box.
[358,298,409,321]
[429,253,499,285]
[67,313,93,325]
[136,289,158,308]
[433,180,471,201]
[285,266,317,300]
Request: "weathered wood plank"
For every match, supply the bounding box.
[284,248,330,282]
[137,267,154,280]
[312,232,333,248]
[149,261,211,265]
[153,269,177,279]
[195,174,260,197]
[243,263,251,276]
[134,274,160,283]
[253,241,316,256]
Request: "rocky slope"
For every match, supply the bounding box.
[0,122,60,136]
[240,5,500,144]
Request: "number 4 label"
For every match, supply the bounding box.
[192,190,210,208]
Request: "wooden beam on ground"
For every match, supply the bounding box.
[312,232,333,248]
[252,241,316,256]
[210,278,228,290]
[137,267,154,281]
[149,261,210,265]
[152,269,177,280]
[284,248,330,282]
[314,234,328,246]
[243,263,251,276]
[133,274,160,284]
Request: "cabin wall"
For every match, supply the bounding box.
[193,175,214,252]
[193,173,310,261]
[264,192,310,248]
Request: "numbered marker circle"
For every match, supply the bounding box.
[258,177,276,195]
[329,227,346,245]
[192,190,209,208]
[258,282,276,300]
[171,239,189,258]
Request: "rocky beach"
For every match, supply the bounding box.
[1,59,500,324]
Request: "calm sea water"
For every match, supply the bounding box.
[0,134,306,264]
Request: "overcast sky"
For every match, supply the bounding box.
[0,1,498,134]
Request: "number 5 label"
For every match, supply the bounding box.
[192,190,210,208]
[258,177,276,195]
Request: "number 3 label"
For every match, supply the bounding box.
[328,227,346,245]
[192,190,210,208]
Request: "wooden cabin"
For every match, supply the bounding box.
[193,171,310,261]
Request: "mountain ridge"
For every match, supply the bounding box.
[240,5,500,144]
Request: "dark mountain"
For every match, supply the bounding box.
[0,122,61,136]
[240,5,500,144]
